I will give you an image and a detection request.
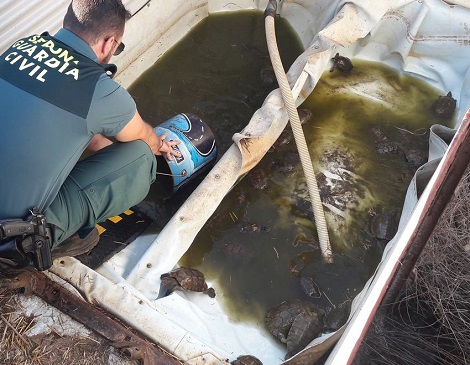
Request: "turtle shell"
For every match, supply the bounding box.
[300,276,321,298]
[231,355,263,365]
[161,267,215,297]
[325,301,351,331]
[298,108,314,125]
[375,141,401,155]
[286,309,323,358]
[250,168,269,190]
[265,299,322,343]
[405,149,427,170]
[370,212,398,240]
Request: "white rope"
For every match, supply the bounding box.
[265,13,333,263]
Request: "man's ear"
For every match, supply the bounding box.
[104,36,115,55]
[94,36,114,62]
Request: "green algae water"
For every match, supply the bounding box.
[129,11,300,156]
[180,61,451,327]
[128,11,302,228]
[128,11,452,329]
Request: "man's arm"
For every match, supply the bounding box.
[115,110,180,159]
[88,134,113,152]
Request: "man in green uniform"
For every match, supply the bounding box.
[0,0,179,268]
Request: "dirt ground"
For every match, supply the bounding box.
[0,286,140,365]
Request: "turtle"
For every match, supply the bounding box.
[272,129,294,149]
[375,141,401,155]
[289,234,318,277]
[330,53,353,73]
[275,158,297,174]
[325,300,351,331]
[272,109,313,149]
[432,91,456,119]
[250,168,269,190]
[286,309,324,358]
[297,108,314,125]
[239,221,270,233]
[232,187,248,207]
[370,212,399,241]
[265,299,324,358]
[404,148,427,170]
[289,250,315,277]
[219,241,254,263]
[300,276,321,298]
[269,151,300,176]
[231,355,263,365]
[158,267,216,299]
[369,125,388,142]
[260,64,276,85]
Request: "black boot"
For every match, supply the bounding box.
[52,228,100,260]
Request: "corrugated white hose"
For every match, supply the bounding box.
[265,11,333,263]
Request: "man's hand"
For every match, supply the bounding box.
[156,133,181,161]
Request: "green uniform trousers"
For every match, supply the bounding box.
[45,140,157,248]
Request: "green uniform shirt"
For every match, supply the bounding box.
[0,29,137,219]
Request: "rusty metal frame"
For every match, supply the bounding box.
[381,114,470,307]
[0,268,183,365]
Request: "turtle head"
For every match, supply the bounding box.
[204,287,216,298]
[157,276,179,299]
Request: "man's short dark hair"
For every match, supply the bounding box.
[63,0,131,45]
